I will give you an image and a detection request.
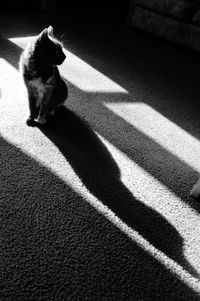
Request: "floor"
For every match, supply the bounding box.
[0,11,200,300]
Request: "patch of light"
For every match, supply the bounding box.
[9,36,128,93]
[105,102,200,172]
[99,133,200,272]
[1,45,200,290]
[9,36,36,50]
[0,58,25,108]
[2,121,200,291]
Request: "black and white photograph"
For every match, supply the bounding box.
[0,0,200,300]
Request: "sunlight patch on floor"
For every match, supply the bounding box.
[1,120,200,292]
[9,36,128,93]
[105,102,200,172]
[0,58,26,114]
[99,133,200,271]
[9,36,36,50]
[82,137,200,291]
[1,42,200,290]
[0,57,19,78]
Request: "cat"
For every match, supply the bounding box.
[19,25,68,126]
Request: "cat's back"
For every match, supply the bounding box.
[19,38,37,78]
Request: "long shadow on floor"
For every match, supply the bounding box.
[1,24,200,273]
[65,81,200,211]
[0,19,199,298]
[37,106,200,279]
[0,132,199,299]
[1,29,199,212]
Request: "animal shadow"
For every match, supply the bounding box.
[37,105,199,278]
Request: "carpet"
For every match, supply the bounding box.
[0,12,200,300]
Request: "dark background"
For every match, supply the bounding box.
[1,0,131,25]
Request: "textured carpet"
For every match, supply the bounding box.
[0,12,200,300]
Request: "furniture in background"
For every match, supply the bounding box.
[128,0,200,51]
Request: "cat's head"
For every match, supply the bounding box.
[36,26,66,65]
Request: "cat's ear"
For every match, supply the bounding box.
[38,26,54,42]
[47,26,54,38]
[39,28,48,41]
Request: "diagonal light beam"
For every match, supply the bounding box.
[105,102,200,173]
[2,36,200,290]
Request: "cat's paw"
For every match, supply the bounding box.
[37,116,47,124]
[26,117,36,127]
[190,178,200,199]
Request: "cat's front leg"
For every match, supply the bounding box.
[26,89,38,126]
[37,101,49,124]
[37,115,47,124]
